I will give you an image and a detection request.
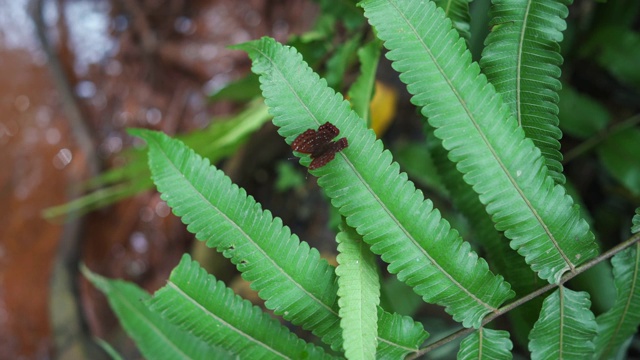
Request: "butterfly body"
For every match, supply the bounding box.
[291,122,348,170]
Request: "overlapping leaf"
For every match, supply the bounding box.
[481,0,568,184]
[82,266,229,359]
[529,287,597,359]
[336,225,380,359]
[361,0,598,283]
[235,37,513,328]
[593,243,640,359]
[458,328,513,360]
[149,254,336,359]
[131,129,426,354]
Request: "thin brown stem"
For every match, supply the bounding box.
[407,232,640,359]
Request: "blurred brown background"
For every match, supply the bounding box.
[0,0,319,358]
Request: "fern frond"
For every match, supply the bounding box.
[131,129,426,353]
[82,265,230,359]
[149,254,336,359]
[376,309,429,359]
[593,243,640,359]
[361,0,598,283]
[528,287,597,359]
[336,224,380,359]
[236,36,514,328]
[458,328,513,360]
[481,0,567,184]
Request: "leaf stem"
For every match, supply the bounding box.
[408,232,640,359]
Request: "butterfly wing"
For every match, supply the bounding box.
[291,128,318,154]
[308,151,337,170]
[292,122,347,169]
[308,137,348,170]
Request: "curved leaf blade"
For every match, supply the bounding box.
[361,0,598,284]
[132,128,342,348]
[149,254,336,360]
[235,36,514,328]
[131,129,427,354]
[593,243,640,359]
[481,0,567,184]
[457,328,513,360]
[336,225,380,360]
[528,287,597,359]
[82,266,228,360]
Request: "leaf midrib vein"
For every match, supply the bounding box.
[250,45,495,313]
[386,0,572,273]
[166,281,291,359]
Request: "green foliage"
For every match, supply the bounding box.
[362,0,597,284]
[457,328,513,360]
[481,0,568,184]
[593,243,640,359]
[82,265,233,359]
[236,36,513,328]
[528,287,597,359]
[335,224,380,360]
[149,254,336,359]
[85,0,640,358]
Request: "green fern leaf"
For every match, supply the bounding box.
[481,0,567,184]
[235,37,514,328]
[131,129,426,354]
[82,265,230,359]
[528,287,597,359]
[376,309,429,359]
[131,128,343,348]
[593,244,640,359]
[428,129,542,344]
[348,39,382,124]
[434,0,472,42]
[457,328,513,360]
[149,254,336,359]
[336,224,380,360]
[361,0,598,284]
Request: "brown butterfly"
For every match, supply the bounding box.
[291,122,348,170]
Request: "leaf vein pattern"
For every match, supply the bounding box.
[386,0,572,269]
[166,281,290,359]
[249,44,496,312]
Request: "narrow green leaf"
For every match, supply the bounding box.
[593,243,640,359]
[235,36,514,328]
[82,265,228,360]
[481,0,568,184]
[130,128,427,354]
[326,34,362,90]
[528,287,597,359]
[43,101,270,220]
[457,328,513,360]
[131,128,342,349]
[348,40,382,125]
[428,129,543,344]
[362,0,598,284]
[150,254,336,360]
[93,337,124,360]
[336,225,380,360]
[375,309,429,359]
